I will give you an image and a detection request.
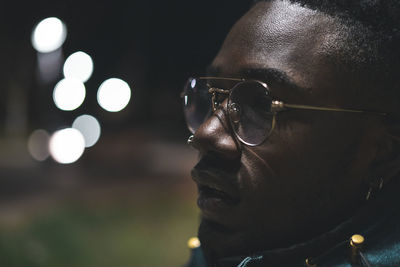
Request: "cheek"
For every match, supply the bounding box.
[239,121,314,212]
[239,117,368,214]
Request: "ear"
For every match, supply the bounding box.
[369,122,400,185]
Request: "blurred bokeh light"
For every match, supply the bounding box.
[0,1,251,266]
[49,128,85,164]
[72,114,101,147]
[31,17,67,53]
[63,51,94,83]
[27,129,50,161]
[53,78,86,111]
[97,78,131,112]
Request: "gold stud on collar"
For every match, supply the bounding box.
[350,234,365,264]
[187,237,201,249]
[305,257,317,267]
[350,234,365,247]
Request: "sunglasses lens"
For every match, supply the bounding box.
[182,78,212,133]
[228,81,273,146]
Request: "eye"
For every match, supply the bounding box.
[228,81,275,145]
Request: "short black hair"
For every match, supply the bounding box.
[254,0,400,114]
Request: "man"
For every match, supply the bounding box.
[182,0,400,266]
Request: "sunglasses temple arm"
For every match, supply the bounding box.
[282,103,388,116]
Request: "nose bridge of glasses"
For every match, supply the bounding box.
[191,93,240,157]
[208,87,230,112]
[205,95,232,134]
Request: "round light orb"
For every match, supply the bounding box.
[72,115,101,148]
[49,128,85,164]
[27,129,50,161]
[53,78,86,111]
[63,51,94,83]
[31,17,67,53]
[97,78,131,112]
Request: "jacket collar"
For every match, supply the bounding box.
[214,180,400,267]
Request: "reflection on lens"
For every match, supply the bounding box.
[228,81,272,146]
[182,78,212,133]
[191,78,196,89]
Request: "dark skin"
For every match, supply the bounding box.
[189,0,400,261]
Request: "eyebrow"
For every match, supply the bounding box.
[206,65,312,95]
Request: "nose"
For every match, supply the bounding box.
[191,99,240,159]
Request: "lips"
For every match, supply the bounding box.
[191,168,240,218]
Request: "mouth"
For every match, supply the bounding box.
[191,168,240,218]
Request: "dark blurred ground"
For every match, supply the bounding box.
[0,130,199,266]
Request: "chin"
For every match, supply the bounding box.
[198,218,264,263]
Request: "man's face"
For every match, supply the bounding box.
[191,0,383,260]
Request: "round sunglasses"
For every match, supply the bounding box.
[181,77,387,146]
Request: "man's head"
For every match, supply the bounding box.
[185,0,400,262]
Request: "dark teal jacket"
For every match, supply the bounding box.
[185,183,400,267]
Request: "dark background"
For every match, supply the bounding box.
[0,0,252,266]
[0,0,251,133]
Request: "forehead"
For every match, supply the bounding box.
[212,1,353,104]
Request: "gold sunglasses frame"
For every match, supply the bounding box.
[184,76,388,146]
